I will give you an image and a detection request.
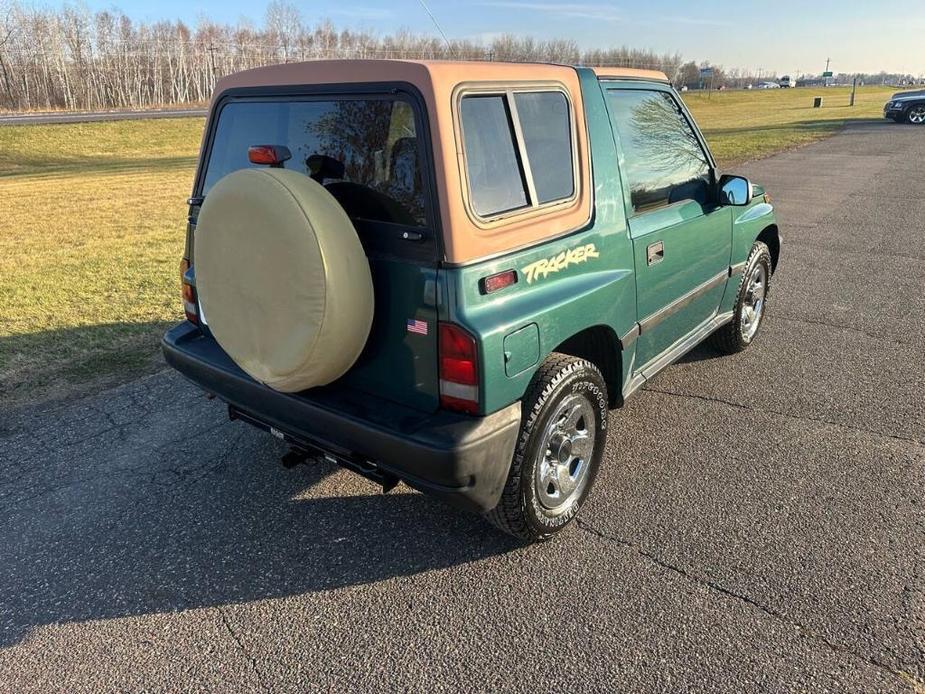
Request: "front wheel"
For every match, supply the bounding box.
[486,354,609,542]
[709,241,773,354]
[906,105,925,125]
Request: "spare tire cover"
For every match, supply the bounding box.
[195,168,374,393]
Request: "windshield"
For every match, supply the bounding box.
[201,97,427,228]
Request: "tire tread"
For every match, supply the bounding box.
[709,241,772,354]
[485,353,602,541]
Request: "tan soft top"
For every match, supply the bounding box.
[205,60,666,264]
[590,66,669,82]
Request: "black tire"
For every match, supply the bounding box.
[906,104,925,125]
[709,241,773,354]
[486,353,608,542]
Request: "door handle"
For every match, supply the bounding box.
[647,241,664,266]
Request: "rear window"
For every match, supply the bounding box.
[202,97,427,228]
[459,88,576,221]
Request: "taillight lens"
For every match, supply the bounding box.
[480,269,517,294]
[439,323,479,414]
[247,144,292,167]
[179,258,199,324]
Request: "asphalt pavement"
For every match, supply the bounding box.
[1,120,922,692]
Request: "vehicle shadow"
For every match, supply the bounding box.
[674,342,726,364]
[0,402,522,647]
[701,119,843,138]
[0,321,178,413]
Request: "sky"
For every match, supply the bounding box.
[54,0,925,76]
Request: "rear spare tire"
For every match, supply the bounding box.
[195,168,374,393]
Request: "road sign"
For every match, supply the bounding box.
[700,67,714,77]
[822,71,833,78]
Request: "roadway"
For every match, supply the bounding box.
[0,120,922,692]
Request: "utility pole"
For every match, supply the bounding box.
[850,75,857,106]
[208,41,217,77]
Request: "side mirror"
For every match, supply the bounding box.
[719,174,752,206]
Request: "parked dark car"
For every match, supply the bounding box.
[884,90,925,124]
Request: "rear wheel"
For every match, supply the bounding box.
[486,354,608,542]
[906,105,925,125]
[709,241,772,354]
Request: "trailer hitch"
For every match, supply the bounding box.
[280,448,312,469]
[279,445,399,493]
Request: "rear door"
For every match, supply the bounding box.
[603,86,731,367]
[195,90,441,412]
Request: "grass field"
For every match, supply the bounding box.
[684,85,899,164]
[0,85,902,408]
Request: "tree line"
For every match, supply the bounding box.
[4,2,915,112]
[0,1,687,112]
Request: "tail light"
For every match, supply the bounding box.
[439,323,479,414]
[179,258,199,324]
[248,144,292,167]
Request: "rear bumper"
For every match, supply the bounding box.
[162,322,520,514]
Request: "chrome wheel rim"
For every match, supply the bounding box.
[534,394,596,514]
[910,107,925,124]
[740,264,767,341]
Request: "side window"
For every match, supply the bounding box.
[605,89,711,214]
[459,95,528,218]
[513,91,574,204]
[459,88,576,221]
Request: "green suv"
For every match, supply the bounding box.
[163,59,780,541]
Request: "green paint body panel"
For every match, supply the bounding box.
[627,201,731,365]
[503,323,540,377]
[340,258,440,412]
[441,68,778,415]
[442,67,639,414]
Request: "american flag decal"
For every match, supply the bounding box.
[406,318,428,335]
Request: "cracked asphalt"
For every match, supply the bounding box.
[1,121,923,692]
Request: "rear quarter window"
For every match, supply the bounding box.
[458,86,577,223]
[459,95,528,218]
[512,91,574,204]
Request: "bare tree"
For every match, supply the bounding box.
[265,1,301,62]
[0,0,696,112]
[0,1,18,106]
